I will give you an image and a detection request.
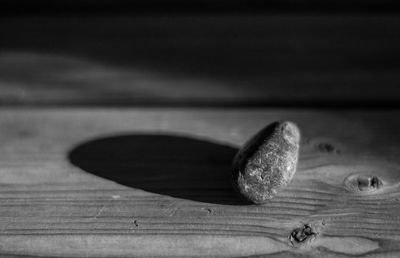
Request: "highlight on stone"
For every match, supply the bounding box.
[232,121,300,204]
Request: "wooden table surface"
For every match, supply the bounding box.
[2,2,400,256]
[1,108,399,257]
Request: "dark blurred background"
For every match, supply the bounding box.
[1,0,400,107]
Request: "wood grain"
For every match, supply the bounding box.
[0,108,399,257]
[1,15,400,106]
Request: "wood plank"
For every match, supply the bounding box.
[1,15,400,106]
[0,108,400,257]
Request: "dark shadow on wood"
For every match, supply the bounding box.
[68,134,250,205]
[2,17,400,107]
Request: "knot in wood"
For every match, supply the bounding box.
[344,174,383,193]
[289,224,317,246]
[315,142,340,154]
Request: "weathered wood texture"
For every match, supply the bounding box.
[0,108,399,257]
[1,15,400,106]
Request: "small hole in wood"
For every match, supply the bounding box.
[370,176,382,189]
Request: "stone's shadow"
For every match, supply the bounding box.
[68,134,250,205]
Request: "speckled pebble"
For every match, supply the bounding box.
[232,121,300,204]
